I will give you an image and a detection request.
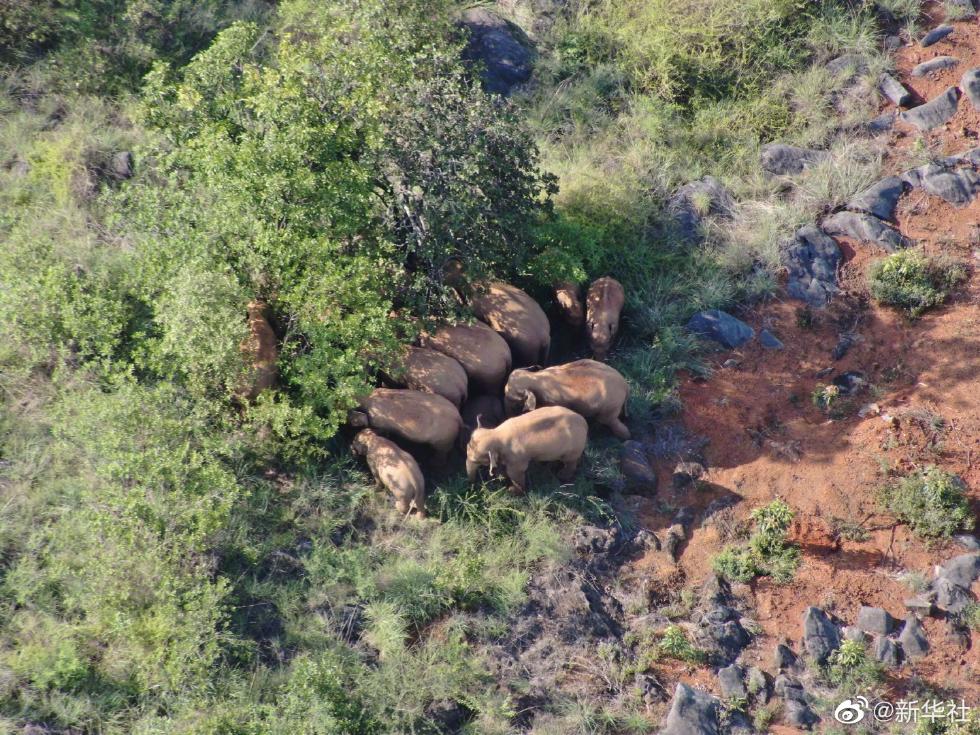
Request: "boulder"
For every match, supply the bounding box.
[459,8,533,96]
[717,664,747,699]
[620,441,658,494]
[921,24,954,47]
[687,310,754,349]
[846,176,905,222]
[668,176,735,242]
[660,683,721,735]
[784,699,820,730]
[879,73,913,106]
[933,576,973,614]
[842,625,864,642]
[954,534,980,551]
[911,56,958,77]
[773,643,798,671]
[962,69,980,110]
[760,144,825,175]
[900,86,960,131]
[821,211,909,251]
[774,673,805,702]
[873,636,903,667]
[901,163,980,205]
[856,605,895,636]
[110,151,133,179]
[802,606,841,664]
[936,553,980,588]
[898,616,929,658]
[672,461,705,489]
[759,329,784,349]
[783,225,842,307]
[747,667,770,703]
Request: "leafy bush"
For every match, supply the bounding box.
[879,466,974,538]
[658,625,705,663]
[869,251,967,318]
[713,500,801,583]
[825,639,884,690]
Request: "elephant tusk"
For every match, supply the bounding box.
[488,452,495,474]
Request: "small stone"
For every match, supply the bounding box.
[921,24,954,47]
[672,461,705,489]
[879,73,913,106]
[911,56,959,77]
[904,595,935,615]
[773,643,798,671]
[884,35,902,51]
[718,664,747,699]
[620,441,658,494]
[866,111,896,134]
[747,667,770,703]
[898,616,929,658]
[687,310,755,349]
[901,87,960,132]
[760,143,826,175]
[873,635,903,667]
[802,606,841,664]
[759,329,784,349]
[856,605,895,635]
[843,625,865,642]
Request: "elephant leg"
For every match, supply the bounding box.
[557,453,582,482]
[605,415,631,441]
[432,443,452,466]
[395,497,410,515]
[505,462,528,495]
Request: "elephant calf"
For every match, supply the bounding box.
[586,277,625,361]
[553,281,585,329]
[470,281,551,367]
[349,388,463,464]
[466,406,588,493]
[352,429,426,517]
[504,359,631,440]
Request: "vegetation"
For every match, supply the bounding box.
[869,250,967,318]
[879,466,974,539]
[825,639,884,691]
[713,500,801,584]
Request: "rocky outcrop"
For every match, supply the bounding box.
[783,225,841,307]
[460,8,534,96]
[821,211,909,251]
[660,683,721,735]
[667,176,734,242]
[900,86,960,131]
[802,606,841,664]
[687,310,754,349]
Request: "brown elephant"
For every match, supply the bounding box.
[554,281,585,329]
[420,322,512,393]
[470,282,551,367]
[465,406,588,493]
[503,359,631,440]
[586,277,625,360]
[352,429,426,517]
[390,346,468,408]
[237,300,278,401]
[458,393,505,448]
[349,388,462,464]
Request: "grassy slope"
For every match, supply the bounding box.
[0,0,934,733]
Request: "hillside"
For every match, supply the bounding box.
[0,1,978,734]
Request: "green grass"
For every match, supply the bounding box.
[879,466,975,539]
[713,500,801,584]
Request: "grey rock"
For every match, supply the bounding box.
[759,329,784,349]
[933,576,973,614]
[110,151,133,179]
[673,461,705,489]
[633,529,661,552]
[898,616,929,658]
[954,534,980,551]
[832,370,866,395]
[660,683,720,735]
[571,525,620,554]
[620,441,658,494]
[901,86,960,131]
[873,635,903,667]
[846,176,905,222]
[921,24,954,47]
[634,672,668,705]
[937,553,980,588]
[668,176,735,242]
[962,69,980,110]
[718,664,747,699]
[821,211,909,251]
[879,73,914,106]
[687,310,755,349]
[460,8,533,96]
[673,506,696,529]
[867,111,897,134]
[902,163,980,205]
[784,699,820,730]
[747,667,770,703]
[856,606,895,635]
[761,143,825,175]
[664,524,686,560]
[904,594,935,615]
[826,54,869,80]
[783,225,842,307]
[843,625,865,642]
[884,35,903,51]
[774,673,805,702]
[802,606,841,664]
[832,334,854,361]
[911,55,959,77]
[699,616,752,665]
[773,643,798,671]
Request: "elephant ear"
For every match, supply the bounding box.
[523,391,537,412]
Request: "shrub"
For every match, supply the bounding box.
[713,500,801,583]
[869,251,967,318]
[658,625,705,663]
[879,466,974,539]
[825,639,884,690]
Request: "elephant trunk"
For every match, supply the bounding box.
[466,460,479,482]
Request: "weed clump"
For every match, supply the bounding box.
[879,466,974,539]
[713,500,801,584]
[868,251,966,318]
[825,639,884,690]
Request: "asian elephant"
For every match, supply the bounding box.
[349,388,463,464]
[465,406,588,493]
[503,359,630,440]
[420,322,512,393]
[470,282,551,367]
[554,281,585,330]
[586,277,625,361]
[351,429,426,517]
[237,300,278,401]
[458,393,505,448]
[391,346,468,408]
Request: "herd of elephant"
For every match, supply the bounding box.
[346,276,629,518]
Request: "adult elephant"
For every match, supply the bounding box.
[421,321,512,393]
[470,282,550,367]
[389,346,468,408]
[349,388,463,464]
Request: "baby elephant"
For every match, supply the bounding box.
[466,406,588,493]
[504,359,631,440]
[586,277,625,361]
[352,429,425,517]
